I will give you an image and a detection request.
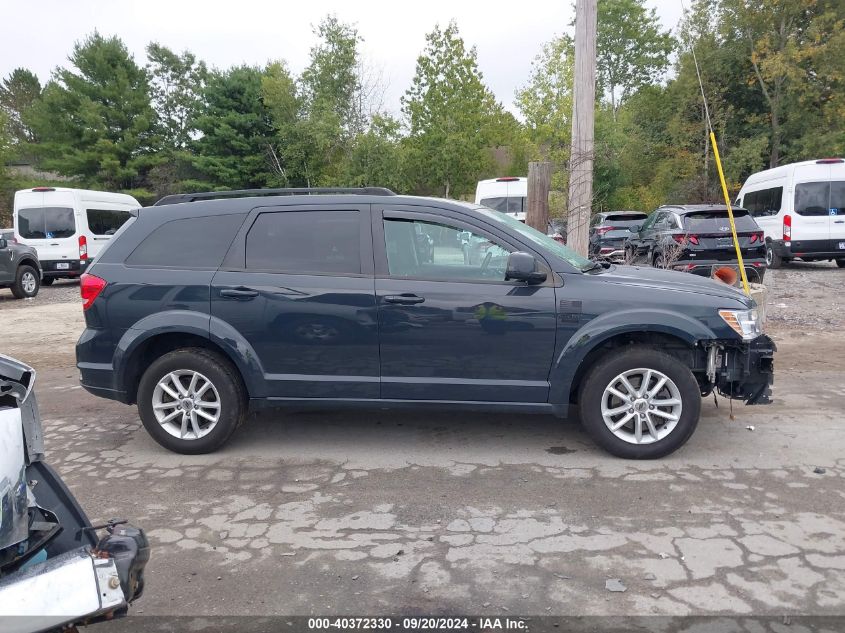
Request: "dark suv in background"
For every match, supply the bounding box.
[0,233,41,299]
[76,188,774,459]
[626,205,767,283]
[588,211,648,260]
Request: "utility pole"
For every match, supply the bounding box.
[566,0,597,257]
[526,161,552,233]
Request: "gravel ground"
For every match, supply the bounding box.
[765,260,844,330]
[1,261,843,626]
[0,277,80,309]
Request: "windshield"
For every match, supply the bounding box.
[682,210,758,232]
[478,208,593,271]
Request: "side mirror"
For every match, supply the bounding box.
[0,238,6,249]
[506,252,547,284]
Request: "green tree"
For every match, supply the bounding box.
[0,68,41,148]
[301,15,364,136]
[146,43,207,151]
[719,0,834,167]
[262,60,314,186]
[192,65,275,188]
[515,34,575,191]
[402,21,500,197]
[341,114,407,191]
[597,0,675,120]
[297,15,370,185]
[29,32,155,189]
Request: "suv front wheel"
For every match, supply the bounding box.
[137,348,246,454]
[579,346,701,459]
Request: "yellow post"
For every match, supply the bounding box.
[709,131,751,295]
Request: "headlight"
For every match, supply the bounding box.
[718,308,763,341]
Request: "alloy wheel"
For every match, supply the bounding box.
[600,367,683,445]
[152,370,221,440]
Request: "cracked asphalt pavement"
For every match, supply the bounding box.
[0,265,843,621]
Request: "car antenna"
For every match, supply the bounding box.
[680,0,751,296]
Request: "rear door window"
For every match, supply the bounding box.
[87,208,133,235]
[18,207,77,239]
[126,214,246,268]
[506,197,526,214]
[795,182,830,216]
[246,211,361,274]
[45,207,76,238]
[17,207,46,239]
[479,197,509,213]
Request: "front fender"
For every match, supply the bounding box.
[550,308,716,405]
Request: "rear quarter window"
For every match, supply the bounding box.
[125,214,246,269]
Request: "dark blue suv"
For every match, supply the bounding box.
[76,188,775,458]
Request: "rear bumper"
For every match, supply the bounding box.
[78,363,130,404]
[41,259,89,278]
[673,259,767,283]
[715,334,776,404]
[773,238,845,259]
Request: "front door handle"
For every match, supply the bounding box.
[220,287,259,300]
[384,294,425,305]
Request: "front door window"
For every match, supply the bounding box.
[383,218,511,281]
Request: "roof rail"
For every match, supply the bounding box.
[153,187,396,206]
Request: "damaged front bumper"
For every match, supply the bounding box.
[1,547,131,633]
[711,334,776,404]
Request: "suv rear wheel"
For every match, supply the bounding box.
[578,346,701,459]
[836,259,845,269]
[137,348,246,454]
[11,265,40,299]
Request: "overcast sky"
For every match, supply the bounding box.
[0,0,685,115]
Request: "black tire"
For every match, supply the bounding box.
[578,346,701,459]
[10,265,40,299]
[836,259,845,269]
[766,241,783,269]
[41,276,55,286]
[653,253,665,269]
[137,348,246,454]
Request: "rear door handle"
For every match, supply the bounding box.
[219,287,259,300]
[384,294,425,305]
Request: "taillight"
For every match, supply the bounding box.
[80,273,107,310]
[783,215,792,241]
[673,234,699,245]
[749,232,763,244]
[595,226,613,235]
[79,235,88,260]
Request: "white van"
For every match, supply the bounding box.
[14,187,140,283]
[475,177,528,222]
[736,158,845,268]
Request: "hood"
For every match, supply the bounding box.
[598,265,753,307]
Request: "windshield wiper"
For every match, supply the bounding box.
[583,260,613,273]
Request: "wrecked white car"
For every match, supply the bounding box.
[0,353,148,633]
